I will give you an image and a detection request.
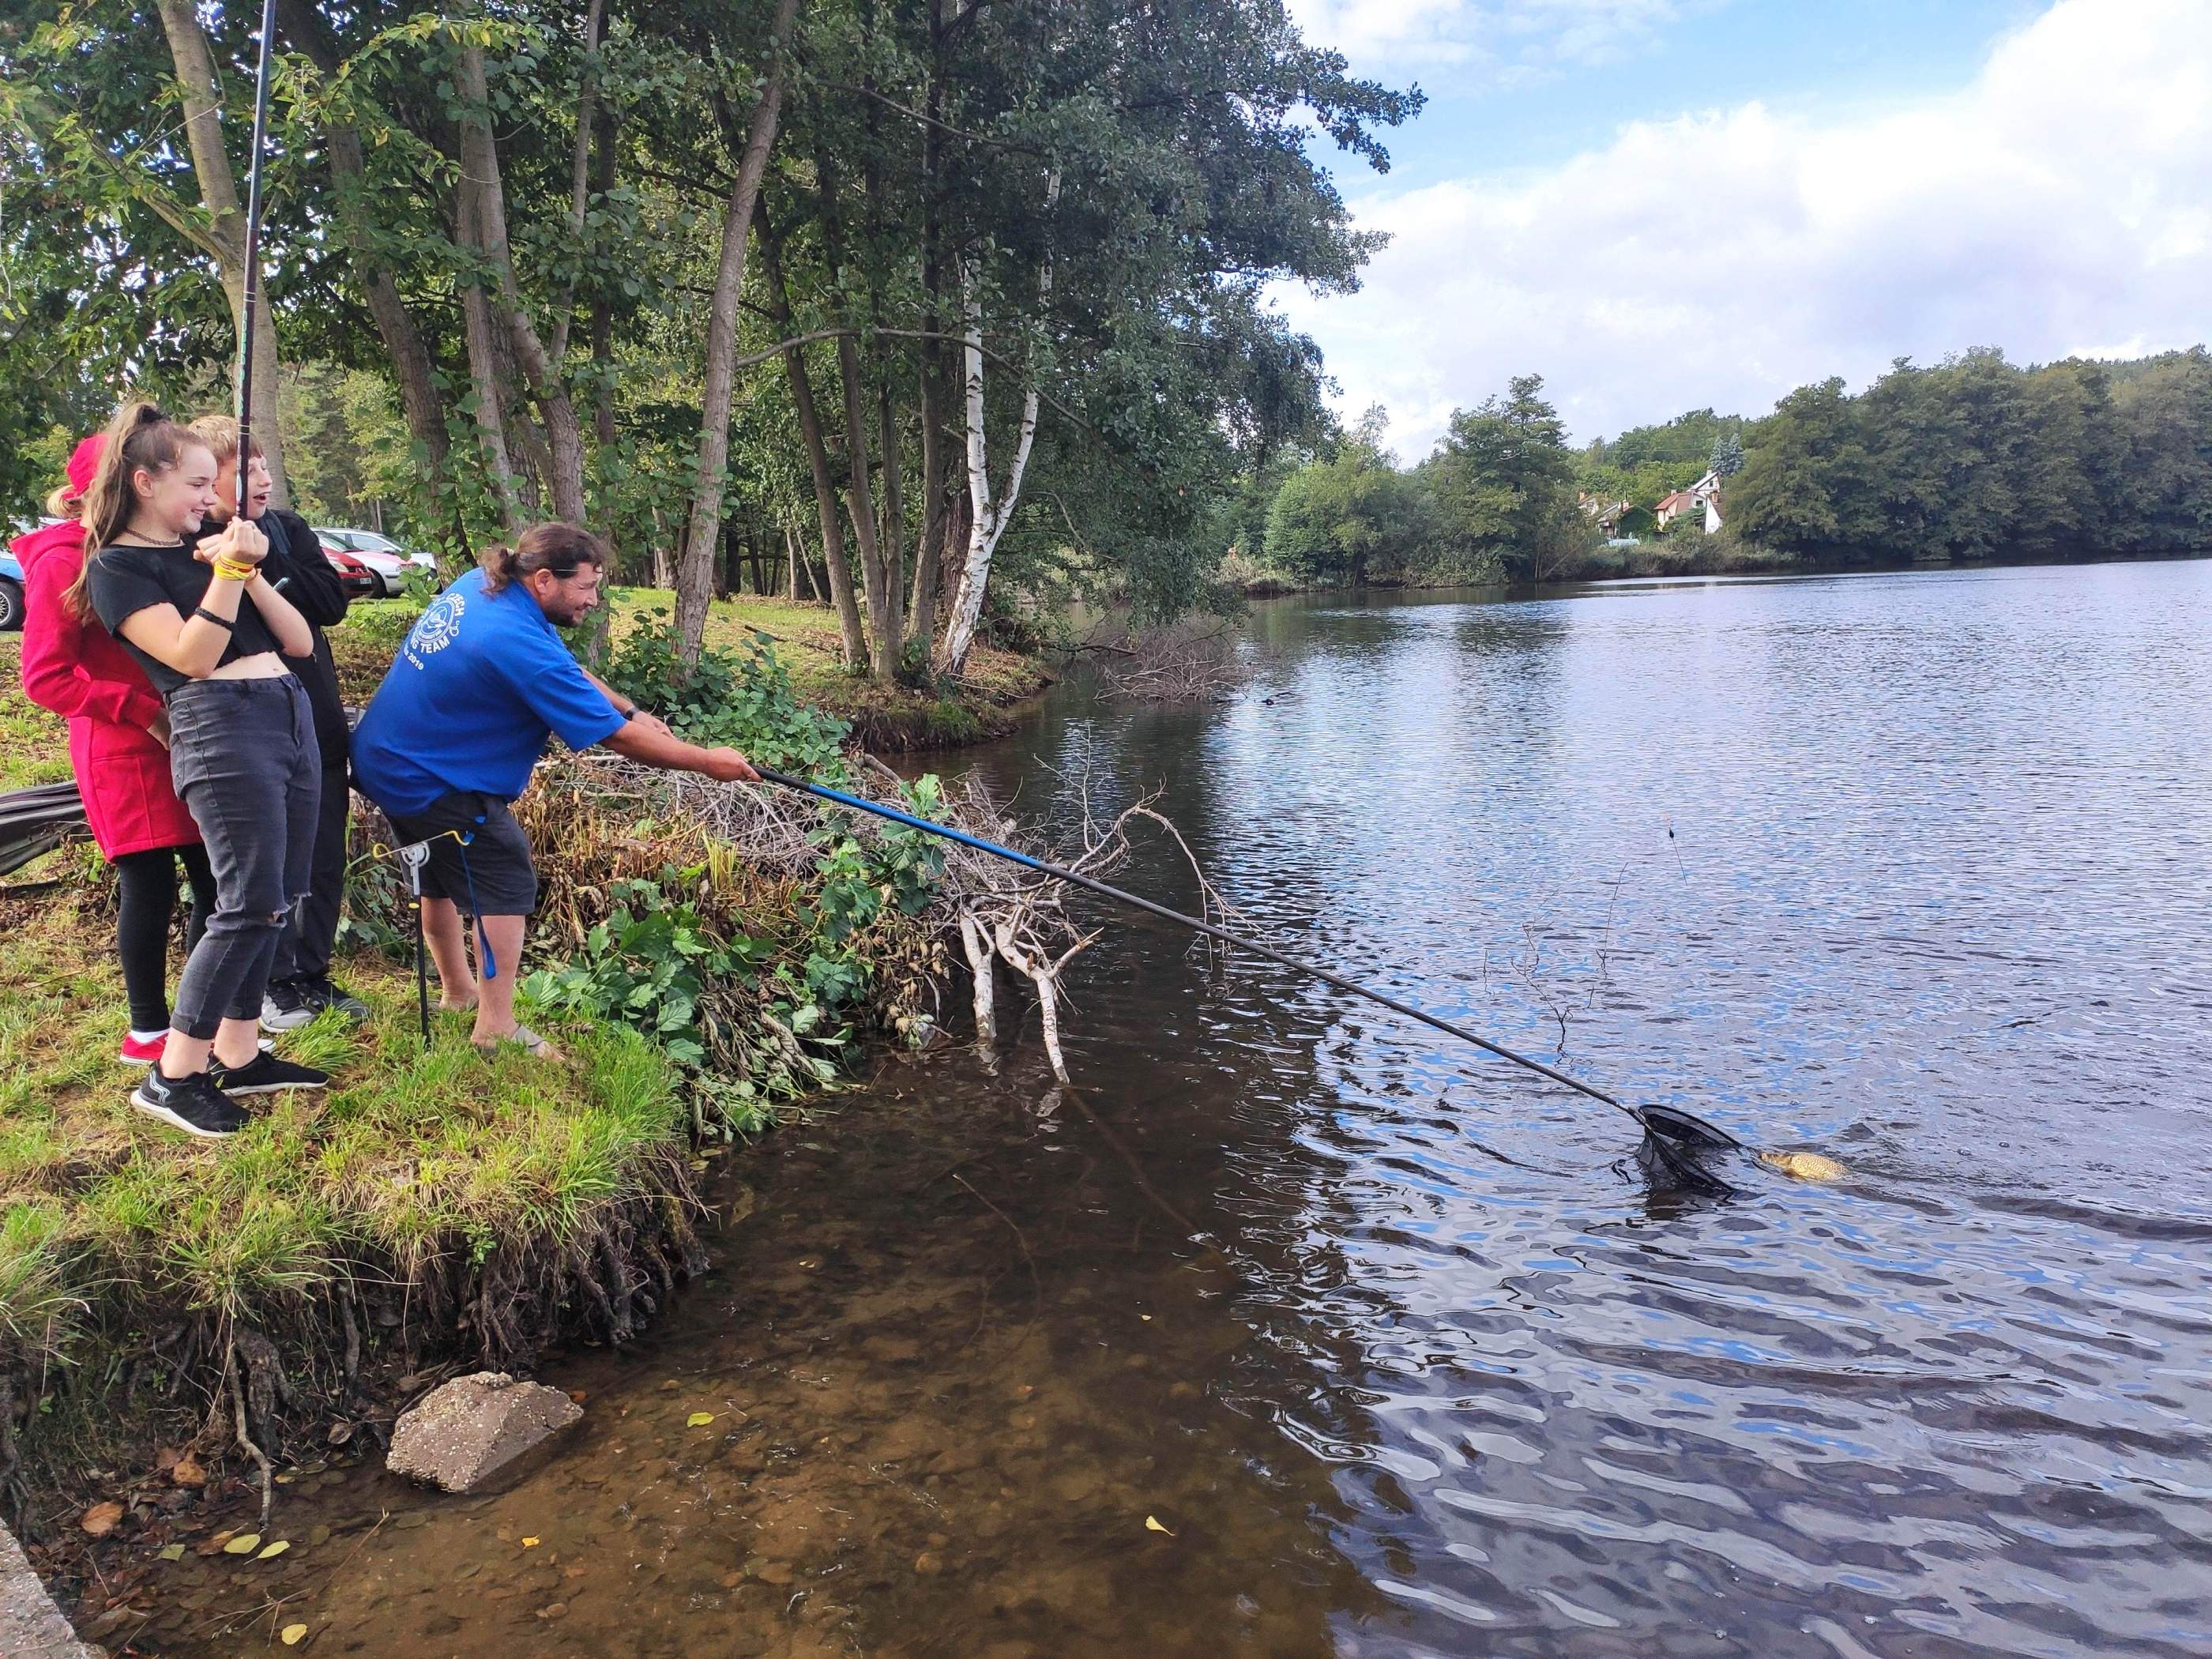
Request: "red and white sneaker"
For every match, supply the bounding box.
[118,1030,168,1066]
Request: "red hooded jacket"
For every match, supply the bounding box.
[13,438,200,858]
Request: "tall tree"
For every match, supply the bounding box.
[675,0,801,660]
[1427,374,1581,581]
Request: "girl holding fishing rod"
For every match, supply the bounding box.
[70,401,333,1137]
[15,433,216,1066]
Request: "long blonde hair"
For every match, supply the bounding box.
[64,401,201,621]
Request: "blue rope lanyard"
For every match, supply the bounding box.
[412,820,498,980]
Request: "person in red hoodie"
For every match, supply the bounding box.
[15,434,213,1065]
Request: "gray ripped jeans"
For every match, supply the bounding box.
[166,676,322,1040]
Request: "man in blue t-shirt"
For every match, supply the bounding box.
[352,523,757,1059]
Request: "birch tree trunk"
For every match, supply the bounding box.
[155,0,287,500]
[907,1,950,650]
[675,0,802,664]
[939,169,1059,676]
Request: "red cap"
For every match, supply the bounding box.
[62,434,106,501]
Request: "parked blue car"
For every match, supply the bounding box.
[0,547,24,632]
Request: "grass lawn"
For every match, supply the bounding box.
[0,639,73,794]
[322,588,1057,752]
[329,587,1054,750]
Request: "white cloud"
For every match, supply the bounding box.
[1288,0,1696,80]
[1279,0,2212,455]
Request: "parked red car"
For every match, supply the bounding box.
[322,542,382,602]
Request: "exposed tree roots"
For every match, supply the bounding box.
[2,1175,708,1538]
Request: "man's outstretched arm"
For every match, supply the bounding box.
[600,718,759,782]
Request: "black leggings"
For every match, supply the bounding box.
[115,844,216,1033]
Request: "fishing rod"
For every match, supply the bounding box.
[758,768,1744,1162]
[235,0,280,453]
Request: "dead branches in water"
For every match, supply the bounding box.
[530,753,1224,1084]
[1075,618,1247,703]
[932,768,1232,1082]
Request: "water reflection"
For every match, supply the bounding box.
[143,562,2212,1657]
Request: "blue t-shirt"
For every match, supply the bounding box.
[350,567,626,816]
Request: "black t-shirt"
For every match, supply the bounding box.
[195,510,352,760]
[85,540,287,697]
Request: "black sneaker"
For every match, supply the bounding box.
[260,979,318,1032]
[209,1051,330,1097]
[131,1067,251,1139]
[300,976,371,1023]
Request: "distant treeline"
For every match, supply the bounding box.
[1231,347,2212,590]
[1729,348,2212,563]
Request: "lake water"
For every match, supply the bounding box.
[145,561,2212,1657]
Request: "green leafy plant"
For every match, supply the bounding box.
[599,610,850,774]
[521,877,735,1066]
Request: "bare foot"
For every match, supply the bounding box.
[470,1021,562,1062]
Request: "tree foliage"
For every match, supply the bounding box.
[0,0,1419,675]
[1262,427,1435,586]
[1421,374,1582,582]
[1729,348,2212,562]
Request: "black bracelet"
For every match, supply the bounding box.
[191,607,236,633]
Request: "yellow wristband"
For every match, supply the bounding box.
[211,559,256,581]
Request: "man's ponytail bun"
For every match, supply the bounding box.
[479,524,604,593]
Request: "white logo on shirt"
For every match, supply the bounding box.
[404,592,465,666]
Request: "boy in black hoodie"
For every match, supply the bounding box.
[190,416,368,1026]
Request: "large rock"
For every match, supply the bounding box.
[0,1521,96,1658]
[386,1371,581,1494]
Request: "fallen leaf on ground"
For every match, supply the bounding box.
[687,1412,715,1428]
[223,1533,262,1555]
[1144,1515,1175,1537]
[169,1456,208,1489]
[521,1537,541,1548]
[259,1540,290,1559]
[281,1622,309,1645]
[80,1501,125,1537]
[154,1445,182,1473]
[157,1544,186,1562]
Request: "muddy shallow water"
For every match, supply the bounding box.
[141,563,2212,1657]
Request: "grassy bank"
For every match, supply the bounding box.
[1218,534,1804,596]
[0,871,704,1504]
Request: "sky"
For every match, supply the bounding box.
[1272,0,2212,457]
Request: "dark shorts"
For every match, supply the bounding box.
[387,792,538,917]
